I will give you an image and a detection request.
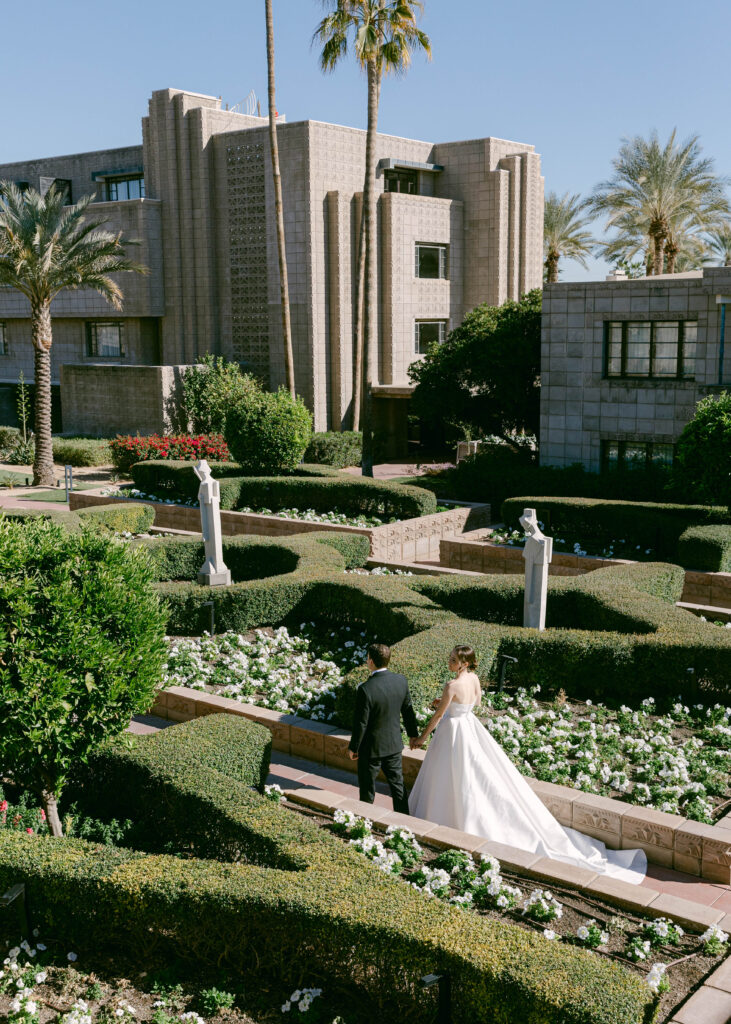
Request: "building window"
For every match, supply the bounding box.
[86,322,124,358]
[414,320,447,354]
[602,440,675,471]
[105,176,145,201]
[415,244,448,279]
[0,323,6,355]
[384,168,417,194]
[604,321,697,380]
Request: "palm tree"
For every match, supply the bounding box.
[0,183,146,485]
[590,130,729,276]
[315,1,430,474]
[265,0,296,396]
[707,226,731,266]
[543,192,594,283]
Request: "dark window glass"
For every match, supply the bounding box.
[653,323,679,376]
[53,179,72,204]
[604,320,695,380]
[682,323,697,379]
[601,440,674,470]
[86,322,124,358]
[414,320,446,354]
[106,176,145,201]
[625,322,651,375]
[0,323,6,356]
[384,168,417,194]
[416,244,447,279]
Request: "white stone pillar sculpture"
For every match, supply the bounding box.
[519,507,553,630]
[194,460,231,587]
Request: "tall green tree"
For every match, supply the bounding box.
[266,0,296,396]
[543,192,594,283]
[315,1,430,473]
[409,290,542,446]
[0,183,145,485]
[590,130,729,276]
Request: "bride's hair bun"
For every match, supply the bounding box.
[452,644,477,670]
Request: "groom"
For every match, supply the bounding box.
[347,643,419,813]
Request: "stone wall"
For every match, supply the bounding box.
[540,269,731,471]
[60,364,189,436]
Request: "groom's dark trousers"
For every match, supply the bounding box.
[349,668,419,814]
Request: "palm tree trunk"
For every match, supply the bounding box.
[31,301,54,487]
[544,249,560,284]
[266,0,295,397]
[665,238,678,274]
[42,789,63,837]
[360,59,380,478]
[651,229,666,276]
[351,209,366,430]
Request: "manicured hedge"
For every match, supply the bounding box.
[304,431,362,468]
[52,437,112,467]
[677,524,731,573]
[130,460,438,519]
[502,496,730,563]
[0,716,655,1024]
[1,503,154,536]
[77,502,155,535]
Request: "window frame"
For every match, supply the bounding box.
[0,322,6,356]
[384,168,418,194]
[601,439,675,472]
[414,319,447,355]
[105,175,145,202]
[603,320,696,380]
[85,321,125,359]
[415,243,448,280]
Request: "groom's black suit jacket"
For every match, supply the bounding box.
[349,669,419,758]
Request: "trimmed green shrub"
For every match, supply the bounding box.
[313,532,370,569]
[77,502,155,535]
[0,516,167,833]
[130,460,438,519]
[52,437,112,467]
[304,431,362,468]
[1,716,655,1024]
[501,496,730,563]
[225,387,313,475]
[141,534,303,584]
[677,524,731,572]
[0,425,20,456]
[181,355,261,435]
[673,390,731,507]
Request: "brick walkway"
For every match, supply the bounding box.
[128,714,731,913]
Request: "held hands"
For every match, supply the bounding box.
[409,735,425,750]
[347,749,358,760]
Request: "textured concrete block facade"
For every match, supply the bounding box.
[60,364,189,436]
[541,269,731,470]
[0,87,544,435]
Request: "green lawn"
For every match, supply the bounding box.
[0,469,33,487]
[21,481,103,502]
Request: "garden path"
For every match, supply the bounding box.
[128,714,731,915]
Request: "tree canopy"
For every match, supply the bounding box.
[673,391,731,507]
[409,290,542,445]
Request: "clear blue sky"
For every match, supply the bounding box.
[4,0,731,280]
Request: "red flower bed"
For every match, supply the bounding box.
[109,434,231,474]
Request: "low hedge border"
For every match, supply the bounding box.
[677,525,731,573]
[304,430,362,468]
[502,496,730,565]
[130,460,438,519]
[1,503,154,537]
[0,715,656,1024]
[145,531,731,713]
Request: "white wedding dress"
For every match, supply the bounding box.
[409,702,646,885]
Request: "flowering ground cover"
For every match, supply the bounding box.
[306,804,729,1021]
[481,687,731,823]
[0,937,350,1023]
[163,627,731,824]
[489,525,654,561]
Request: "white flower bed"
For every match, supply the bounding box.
[489,526,654,561]
[482,687,731,823]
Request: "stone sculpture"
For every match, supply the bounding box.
[194,460,231,587]
[519,507,553,630]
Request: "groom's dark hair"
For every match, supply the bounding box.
[367,643,391,668]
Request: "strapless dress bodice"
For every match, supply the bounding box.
[445,702,475,718]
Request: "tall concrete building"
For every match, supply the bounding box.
[0,88,544,444]
[540,269,731,471]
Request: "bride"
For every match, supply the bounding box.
[408,645,646,885]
